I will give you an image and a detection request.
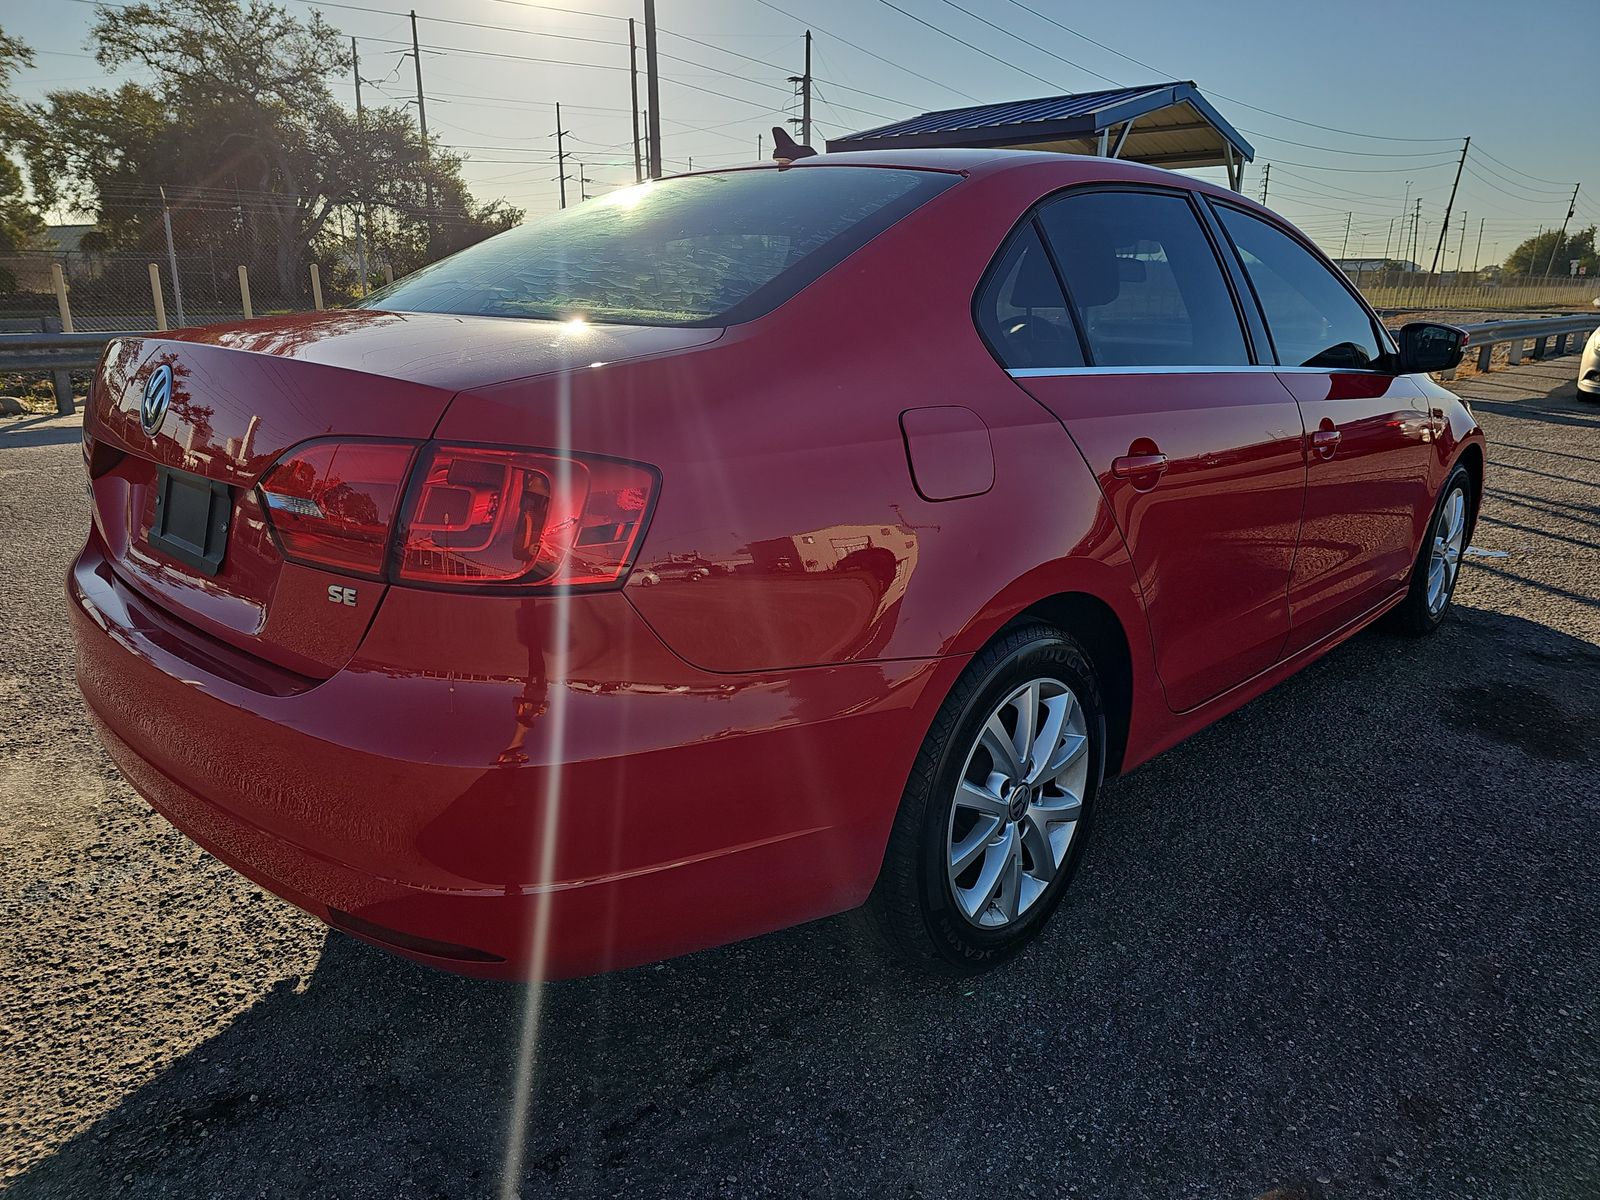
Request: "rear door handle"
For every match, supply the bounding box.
[1111,452,1169,482]
[1312,428,1342,458]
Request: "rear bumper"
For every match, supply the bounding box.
[70,533,960,978]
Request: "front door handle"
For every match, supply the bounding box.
[1312,427,1342,459]
[1111,452,1169,484]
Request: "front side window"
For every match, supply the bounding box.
[1038,190,1249,367]
[974,223,1084,369]
[361,167,956,326]
[1215,206,1384,369]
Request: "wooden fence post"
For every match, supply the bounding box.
[238,265,253,319]
[51,368,74,416]
[309,262,324,311]
[50,262,74,333]
[148,263,168,331]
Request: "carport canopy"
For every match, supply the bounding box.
[827,81,1255,189]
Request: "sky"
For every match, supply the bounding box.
[8,0,1599,269]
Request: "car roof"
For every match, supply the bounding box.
[789,147,1235,194]
[795,147,1283,218]
[677,149,1282,227]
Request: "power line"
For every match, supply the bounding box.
[747,0,980,103]
[359,34,789,116]
[869,0,1063,92]
[994,0,1460,144]
[1464,151,1572,197]
[1471,143,1581,189]
[927,0,1121,89]
[1259,157,1458,175]
[1238,129,1457,158]
[1462,164,1572,206]
[1269,168,1425,203]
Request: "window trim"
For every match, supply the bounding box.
[969,216,1088,372]
[1204,196,1399,371]
[1037,181,1268,370]
[972,181,1272,374]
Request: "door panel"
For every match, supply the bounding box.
[1017,371,1306,711]
[1276,370,1434,651]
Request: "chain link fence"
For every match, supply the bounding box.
[1,235,1595,341]
[0,241,395,335]
[1348,269,1598,313]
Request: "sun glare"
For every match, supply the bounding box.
[600,180,655,211]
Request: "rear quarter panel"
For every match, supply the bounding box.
[435,164,1150,680]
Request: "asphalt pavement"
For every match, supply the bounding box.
[1,359,1596,1199]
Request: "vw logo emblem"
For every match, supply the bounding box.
[140,363,173,437]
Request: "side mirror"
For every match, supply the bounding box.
[1397,322,1467,374]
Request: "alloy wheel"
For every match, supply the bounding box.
[1427,485,1467,616]
[946,677,1090,929]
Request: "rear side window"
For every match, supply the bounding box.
[360,167,956,327]
[1215,206,1383,369]
[974,223,1085,369]
[1038,190,1249,367]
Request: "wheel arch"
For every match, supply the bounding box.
[1009,592,1135,777]
[1451,439,1485,542]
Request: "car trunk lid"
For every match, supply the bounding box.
[85,311,720,678]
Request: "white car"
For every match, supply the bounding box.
[1582,325,1600,400]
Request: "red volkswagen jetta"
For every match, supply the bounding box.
[69,150,1483,978]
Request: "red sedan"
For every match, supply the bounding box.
[69,150,1483,978]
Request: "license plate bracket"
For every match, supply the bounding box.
[150,467,231,577]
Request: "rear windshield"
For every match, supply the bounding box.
[360,166,957,327]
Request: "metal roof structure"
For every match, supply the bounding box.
[827,82,1255,189]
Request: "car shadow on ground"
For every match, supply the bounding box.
[0,413,84,450]
[1457,368,1599,434]
[13,606,1600,1200]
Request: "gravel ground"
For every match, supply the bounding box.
[1,361,1596,1199]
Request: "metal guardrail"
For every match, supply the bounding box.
[3,314,1598,417]
[0,330,141,416]
[1450,313,1600,375]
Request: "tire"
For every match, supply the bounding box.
[1389,463,1473,637]
[860,623,1106,976]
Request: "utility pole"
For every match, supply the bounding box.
[1410,198,1422,271]
[1398,179,1412,259]
[351,36,370,296]
[643,0,663,178]
[158,186,186,327]
[410,11,433,251]
[1339,211,1352,263]
[1258,162,1269,206]
[1381,215,1397,264]
[757,132,763,159]
[1455,210,1468,278]
[628,19,643,184]
[787,30,813,147]
[554,102,569,208]
[1543,183,1581,277]
[578,162,590,202]
[1429,136,1469,276]
[1472,217,1485,275]
[803,30,812,147]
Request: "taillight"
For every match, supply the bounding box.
[394,444,657,589]
[259,439,416,577]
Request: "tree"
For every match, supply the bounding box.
[1503,226,1596,279]
[20,0,519,302]
[0,26,45,260]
